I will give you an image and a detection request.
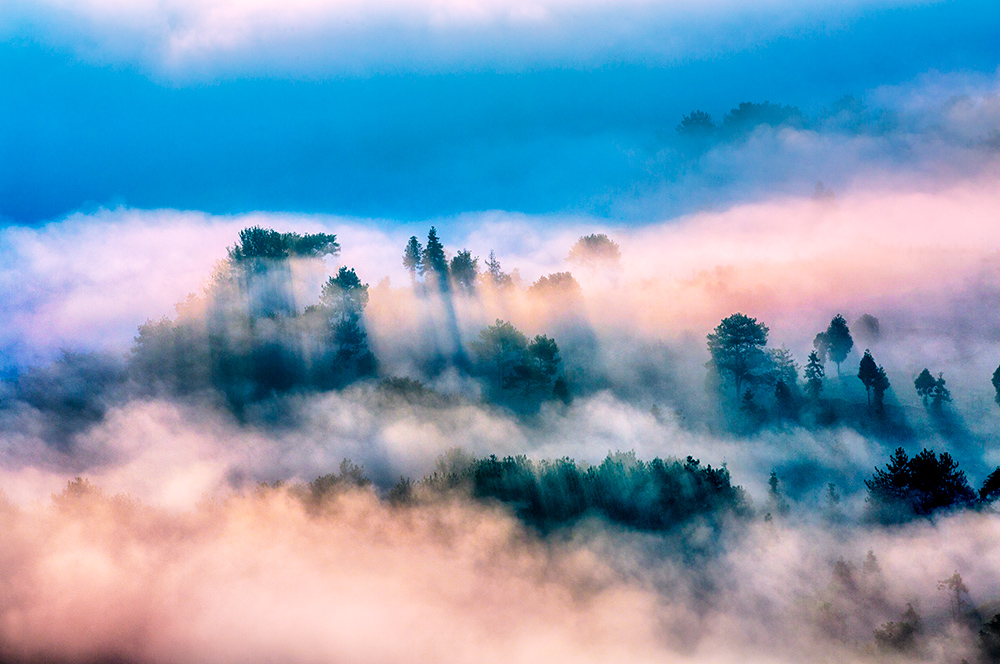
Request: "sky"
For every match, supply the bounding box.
[4,7,1000,661]
[2,0,1000,224]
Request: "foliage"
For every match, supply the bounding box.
[309,459,372,502]
[865,447,976,522]
[449,249,478,293]
[873,604,921,653]
[858,350,889,411]
[804,350,825,399]
[980,613,1000,663]
[482,251,512,288]
[470,319,528,389]
[567,234,621,269]
[402,236,423,281]
[854,313,881,342]
[979,467,1000,503]
[470,320,563,397]
[435,451,750,534]
[824,314,854,375]
[706,313,770,398]
[914,369,951,409]
[318,267,375,377]
[129,228,375,406]
[228,226,339,263]
[722,102,806,133]
[992,364,1000,406]
[421,226,449,288]
[676,110,716,136]
[528,272,581,297]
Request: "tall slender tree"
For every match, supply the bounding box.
[826,314,854,377]
[422,227,449,291]
[858,349,879,407]
[402,236,423,285]
[804,350,825,399]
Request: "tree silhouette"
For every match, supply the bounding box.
[913,370,951,409]
[804,350,825,399]
[825,314,854,377]
[402,236,423,284]
[858,350,889,410]
[421,227,449,290]
[228,226,339,262]
[483,250,512,288]
[979,467,1000,503]
[470,320,528,391]
[865,447,975,521]
[813,331,830,363]
[980,613,1000,663]
[567,234,621,270]
[319,267,375,376]
[449,249,478,293]
[855,313,881,343]
[676,110,716,136]
[873,366,890,412]
[914,369,937,406]
[706,313,770,398]
[992,364,1000,406]
[528,272,581,297]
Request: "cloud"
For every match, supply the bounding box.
[1,0,938,76]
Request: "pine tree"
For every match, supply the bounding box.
[402,236,423,284]
[804,350,825,399]
[422,227,449,290]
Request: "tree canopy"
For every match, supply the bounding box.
[707,313,770,398]
[567,234,621,269]
[865,447,975,522]
[228,226,339,263]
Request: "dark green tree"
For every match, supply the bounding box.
[402,236,423,284]
[930,372,951,409]
[865,447,975,521]
[449,249,478,293]
[980,614,1000,663]
[228,226,339,262]
[319,267,374,375]
[873,365,890,413]
[825,314,854,377]
[914,369,937,406]
[979,467,1000,503]
[470,320,529,391]
[525,334,562,389]
[421,227,449,289]
[858,350,885,408]
[706,313,770,398]
[804,350,825,399]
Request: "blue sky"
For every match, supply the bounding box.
[2,0,1000,225]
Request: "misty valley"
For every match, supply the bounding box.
[2,220,1000,664]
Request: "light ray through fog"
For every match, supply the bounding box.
[3,1,1000,662]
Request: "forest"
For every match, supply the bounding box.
[2,218,1000,663]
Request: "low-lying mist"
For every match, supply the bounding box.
[2,172,1000,662]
